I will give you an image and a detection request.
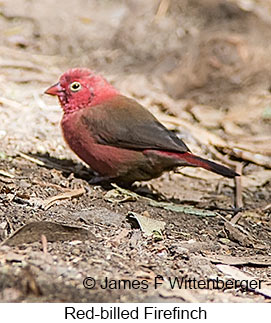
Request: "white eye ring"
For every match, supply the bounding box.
[69,81,82,92]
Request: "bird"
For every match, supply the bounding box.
[45,68,238,186]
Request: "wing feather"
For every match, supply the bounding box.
[80,95,189,153]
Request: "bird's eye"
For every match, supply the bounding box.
[69,81,82,92]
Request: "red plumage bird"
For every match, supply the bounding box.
[45,68,238,185]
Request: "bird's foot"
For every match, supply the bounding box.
[88,175,113,185]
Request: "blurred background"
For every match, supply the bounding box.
[1,0,271,102]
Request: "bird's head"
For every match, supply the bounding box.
[45,68,119,113]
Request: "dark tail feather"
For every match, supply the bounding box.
[180,152,239,178]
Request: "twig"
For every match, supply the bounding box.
[4,213,14,232]
[41,234,48,254]
[42,187,86,210]
[154,0,170,21]
[0,169,15,178]
[234,163,243,209]
[231,163,243,224]
[18,152,45,166]
[207,145,239,169]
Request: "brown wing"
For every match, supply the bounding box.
[80,95,190,153]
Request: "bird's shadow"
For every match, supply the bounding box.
[30,152,94,181]
[28,153,166,200]
[27,153,239,214]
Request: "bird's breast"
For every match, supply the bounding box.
[61,112,144,178]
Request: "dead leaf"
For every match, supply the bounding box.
[149,200,217,217]
[108,184,217,217]
[1,221,95,246]
[127,212,166,237]
[217,264,271,298]
[104,184,138,203]
[208,255,271,266]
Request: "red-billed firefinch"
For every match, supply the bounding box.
[45,68,238,185]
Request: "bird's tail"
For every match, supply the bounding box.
[177,152,238,178]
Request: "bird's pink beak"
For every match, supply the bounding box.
[44,82,63,96]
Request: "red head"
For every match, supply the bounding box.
[45,68,119,113]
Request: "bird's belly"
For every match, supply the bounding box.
[61,115,144,178]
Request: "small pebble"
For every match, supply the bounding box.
[71,248,81,256]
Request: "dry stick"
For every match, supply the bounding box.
[231,163,244,224]
[201,145,244,218]
[0,169,15,178]
[207,145,238,169]
[42,187,86,210]
[155,0,170,20]
[4,213,14,232]
[41,234,48,254]
[18,152,45,166]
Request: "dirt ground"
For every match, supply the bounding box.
[0,0,271,303]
